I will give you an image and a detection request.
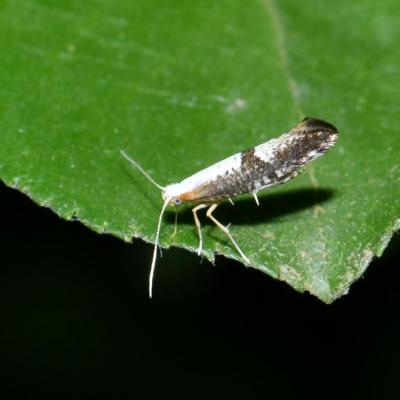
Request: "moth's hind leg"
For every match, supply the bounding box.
[206,203,250,264]
[192,204,207,255]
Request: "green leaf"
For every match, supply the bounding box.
[0,0,399,303]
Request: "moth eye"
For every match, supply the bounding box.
[174,198,181,205]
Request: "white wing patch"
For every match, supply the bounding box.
[173,152,242,194]
[253,132,293,162]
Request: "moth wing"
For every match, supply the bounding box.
[251,118,338,191]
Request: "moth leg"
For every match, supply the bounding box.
[206,203,250,264]
[192,204,208,256]
[228,197,235,206]
[252,192,260,206]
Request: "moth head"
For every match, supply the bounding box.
[163,183,184,207]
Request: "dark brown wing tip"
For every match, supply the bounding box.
[299,117,338,135]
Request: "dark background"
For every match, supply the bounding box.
[0,180,399,399]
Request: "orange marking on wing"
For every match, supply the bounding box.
[179,190,202,202]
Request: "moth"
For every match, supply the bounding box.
[122,117,338,297]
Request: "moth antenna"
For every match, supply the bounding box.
[120,150,165,191]
[149,197,171,298]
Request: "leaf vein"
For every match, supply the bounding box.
[261,0,303,119]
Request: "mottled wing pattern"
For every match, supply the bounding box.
[252,117,338,186]
[193,118,338,202]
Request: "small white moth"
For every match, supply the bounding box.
[122,117,338,297]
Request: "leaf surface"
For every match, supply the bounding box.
[0,0,399,302]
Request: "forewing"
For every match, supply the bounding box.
[252,117,338,188]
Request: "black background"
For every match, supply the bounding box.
[1,180,399,399]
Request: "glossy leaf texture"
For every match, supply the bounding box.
[0,0,399,302]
